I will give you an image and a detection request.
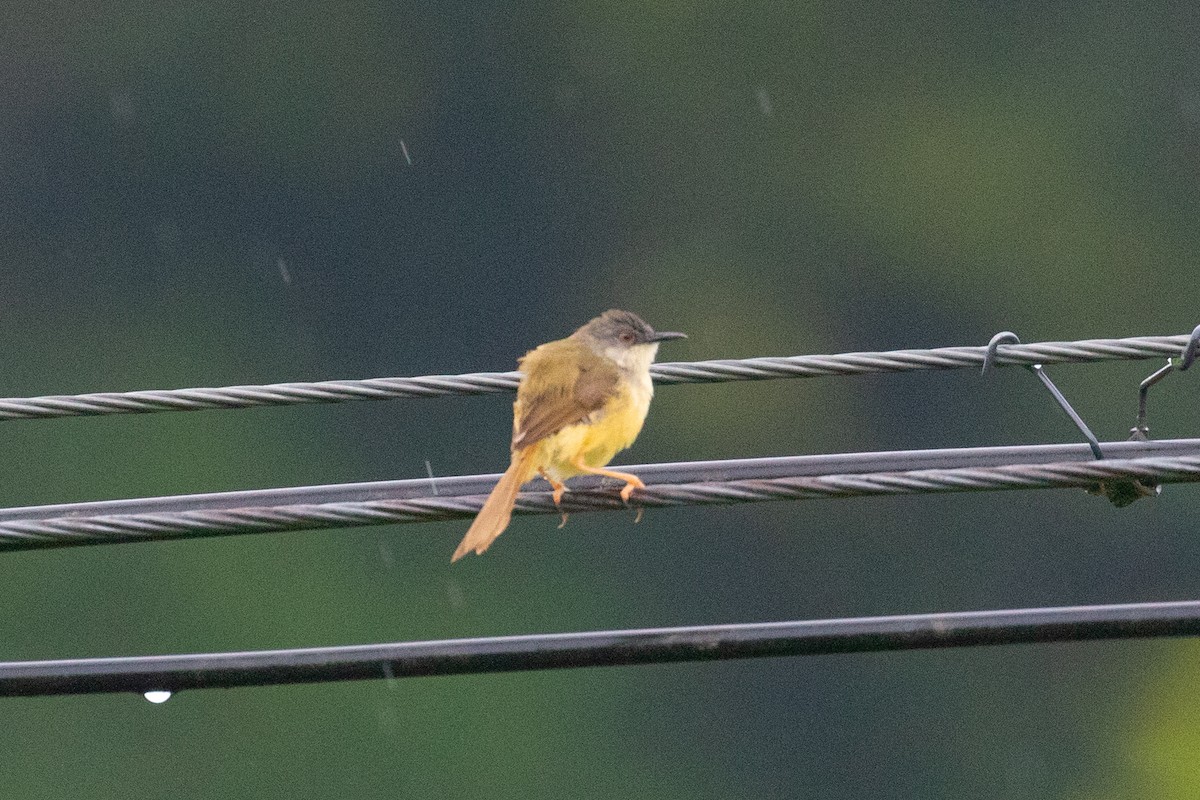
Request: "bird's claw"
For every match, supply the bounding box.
[619,478,645,504]
[549,482,569,528]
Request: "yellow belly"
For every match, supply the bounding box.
[536,389,650,482]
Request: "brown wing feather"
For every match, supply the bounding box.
[511,339,619,450]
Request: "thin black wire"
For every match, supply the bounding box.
[3,599,1198,698]
[0,333,1191,421]
[0,440,1197,551]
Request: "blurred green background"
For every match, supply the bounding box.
[2,1,1199,797]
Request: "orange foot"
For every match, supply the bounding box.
[618,475,645,503]
[539,469,570,528]
[569,458,646,503]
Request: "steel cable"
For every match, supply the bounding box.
[0,441,1196,551]
[0,334,1191,421]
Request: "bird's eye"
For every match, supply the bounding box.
[619,331,636,344]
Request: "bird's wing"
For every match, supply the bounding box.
[511,340,620,451]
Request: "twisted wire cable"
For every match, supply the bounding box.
[0,333,1191,421]
[7,438,1192,522]
[1,441,1197,551]
[3,599,1199,697]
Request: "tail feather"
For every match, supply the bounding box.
[452,449,539,562]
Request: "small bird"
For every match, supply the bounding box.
[452,310,686,561]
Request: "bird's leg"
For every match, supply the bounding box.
[569,458,646,503]
[539,468,570,528]
[539,469,568,505]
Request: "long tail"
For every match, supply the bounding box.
[451,449,539,562]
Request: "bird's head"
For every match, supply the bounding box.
[574,309,686,371]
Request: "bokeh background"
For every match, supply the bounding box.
[2,2,1199,797]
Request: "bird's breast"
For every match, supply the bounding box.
[538,381,653,481]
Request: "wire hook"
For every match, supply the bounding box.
[1096,357,1177,506]
[1177,323,1200,372]
[1088,325,1199,506]
[1132,325,1200,439]
[1089,326,1200,506]
[982,331,1104,460]
[1131,360,1174,441]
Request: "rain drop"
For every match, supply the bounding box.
[381,662,398,691]
[756,87,773,117]
[277,257,292,285]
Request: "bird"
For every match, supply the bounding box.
[451,310,686,561]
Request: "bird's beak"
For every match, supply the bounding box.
[649,330,687,342]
